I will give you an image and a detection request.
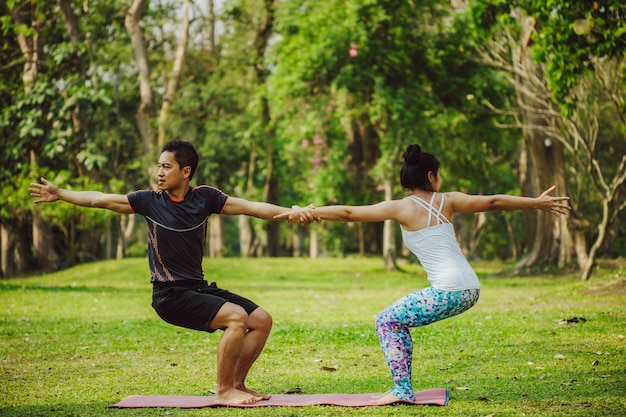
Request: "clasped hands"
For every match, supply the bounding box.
[275,204,319,226]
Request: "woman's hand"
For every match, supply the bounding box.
[537,186,571,217]
[275,204,320,225]
[29,177,60,204]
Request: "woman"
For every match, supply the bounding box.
[275,144,571,404]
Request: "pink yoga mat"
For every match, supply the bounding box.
[110,388,449,408]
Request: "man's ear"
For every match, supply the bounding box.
[182,166,192,179]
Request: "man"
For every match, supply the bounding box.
[29,140,307,405]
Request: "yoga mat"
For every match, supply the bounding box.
[110,388,449,408]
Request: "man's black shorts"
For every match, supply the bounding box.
[151,280,259,332]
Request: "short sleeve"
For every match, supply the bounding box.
[127,190,153,216]
[194,186,229,214]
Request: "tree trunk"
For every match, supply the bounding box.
[466,212,487,260]
[125,0,156,182]
[516,126,562,267]
[503,215,519,259]
[207,0,216,58]
[57,0,91,178]
[382,178,395,270]
[239,215,255,258]
[265,171,280,257]
[239,146,257,257]
[116,214,135,259]
[309,229,319,258]
[14,4,54,273]
[157,0,191,148]
[514,16,572,269]
[254,0,279,257]
[344,112,381,254]
[209,215,223,258]
[1,224,15,276]
[32,216,59,270]
[580,199,610,280]
[292,227,304,257]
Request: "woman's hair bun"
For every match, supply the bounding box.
[403,144,422,164]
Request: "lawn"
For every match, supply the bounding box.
[1,257,624,416]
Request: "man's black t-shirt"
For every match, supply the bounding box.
[127,186,229,283]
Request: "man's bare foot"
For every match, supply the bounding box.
[240,386,271,400]
[371,391,402,405]
[214,388,262,405]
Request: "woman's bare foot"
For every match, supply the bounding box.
[370,390,391,400]
[371,391,402,405]
[214,388,262,405]
[240,386,271,400]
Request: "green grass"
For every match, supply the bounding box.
[1,257,625,416]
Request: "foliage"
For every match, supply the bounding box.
[271,0,524,256]
[522,0,625,112]
[1,0,624,275]
[1,257,625,416]
[471,0,626,112]
[471,0,626,274]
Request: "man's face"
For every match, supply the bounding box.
[157,151,188,191]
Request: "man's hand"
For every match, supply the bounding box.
[29,177,60,204]
[275,204,320,225]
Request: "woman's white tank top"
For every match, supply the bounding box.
[401,193,480,291]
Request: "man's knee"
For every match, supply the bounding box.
[249,308,272,332]
[210,303,249,331]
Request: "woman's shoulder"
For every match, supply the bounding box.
[441,191,470,205]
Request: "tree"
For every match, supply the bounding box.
[472,0,626,279]
[1,0,150,273]
[272,0,523,266]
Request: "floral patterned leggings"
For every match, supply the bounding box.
[375,287,480,401]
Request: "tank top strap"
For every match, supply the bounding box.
[406,193,451,226]
[406,194,436,227]
[406,195,431,213]
[434,193,451,224]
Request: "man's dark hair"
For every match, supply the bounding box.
[162,140,199,180]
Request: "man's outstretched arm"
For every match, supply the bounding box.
[221,196,316,223]
[29,177,133,214]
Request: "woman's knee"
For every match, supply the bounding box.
[375,309,397,330]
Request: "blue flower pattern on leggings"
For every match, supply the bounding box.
[375,287,480,401]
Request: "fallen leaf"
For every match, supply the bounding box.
[554,354,567,360]
[591,360,599,366]
[283,387,303,394]
[321,366,337,372]
[558,317,586,324]
[455,387,470,390]
[477,396,492,402]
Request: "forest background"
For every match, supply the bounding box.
[1,0,624,280]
